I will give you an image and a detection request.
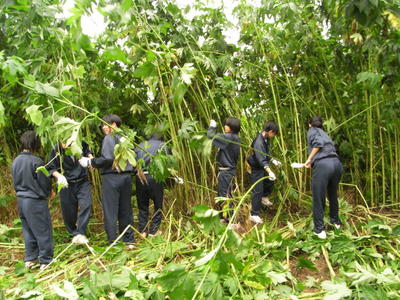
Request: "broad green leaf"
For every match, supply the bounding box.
[297,257,317,271]
[111,268,132,290]
[268,271,287,284]
[195,248,218,266]
[121,0,133,12]
[223,278,238,295]
[244,280,265,290]
[54,117,82,157]
[51,280,78,300]
[26,105,43,126]
[177,119,197,139]
[32,81,59,97]
[321,281,351,300]
[156,263,186,291]
[172,82,188,105]
[102,47,130,64]
[180,63,197,85]
[356,71,381,91]
[132,62,156,79]
[124,290,144,300]
[36,166,49,177]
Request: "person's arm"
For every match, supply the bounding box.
[305,148,320,168]
[91,136,115,169]
[207,119,232,150]
[82,141,93,158]
[253,138,270,169]
[34,159,52,196]
[305,129,323,168]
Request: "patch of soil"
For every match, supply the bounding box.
[290,255,332,293]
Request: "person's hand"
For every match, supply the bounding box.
[271,158,282,167]
[79,157,92,168]
[268,170,276,181]
[304,159,312,168]
[209,119,217,127]
[174,176,184,184]
[57,174,68,188]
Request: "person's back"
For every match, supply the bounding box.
[13,152,51,200]
[47,141,93,244]
[207,117,241,225]
[135,138,168,170]
[247,133,270,170]
[307,127,338,163]
[99,134,134,174]
[215,132,240,169]
[135,134,169,237]
[247,120,280,224]
[207,118,241,170]
[47,141,91,181]
[12,130,53,270]
[79,114,135,245]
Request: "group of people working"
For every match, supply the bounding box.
[12,114,170,269]
[207,116,343,238]
[11,113,342,270]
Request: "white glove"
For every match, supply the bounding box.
[209,119,217,127]
[174,176,184,184]
[57,174,68,189]
[268,170,276,181]
[291,162,305,169]
[271,158,282,167]
[79,157,92,168]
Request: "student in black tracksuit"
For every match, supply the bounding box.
[207,117,241,223]
[305,116,343,239]
[135,133,171,237]
[47,141,92,244]
[247,120,280,224]
[79,114,134,245]
[12,131,53,269]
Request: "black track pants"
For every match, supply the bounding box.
[101,173,134,244]
[136,175,163,235]
[18,198,53,264]
[250,168,274,216]
[312,157,343,233]
[59,180,92,236]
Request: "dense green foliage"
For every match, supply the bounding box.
[1,0,399,207]
[0,0,399,299]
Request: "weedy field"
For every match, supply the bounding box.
[0,194,399,300]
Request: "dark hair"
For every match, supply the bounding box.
[225,117,241,134]
[263,120,279,134]
[150,133,163,141]
[20,130,41,152]
[102,114,122,128]
[309,116,323,128]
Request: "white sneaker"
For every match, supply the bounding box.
[72,234,89,245]
[126,244,135,250]
[334,224,341,230]
[40,264,49,271]
[261,197,273,207]
[314,231,327,239]
[249,215,263,224]
[25,261,37,269]
[227,223,240,230]
[149,230,162,237]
